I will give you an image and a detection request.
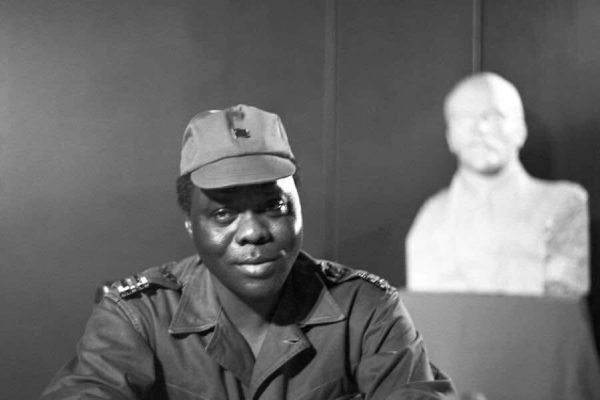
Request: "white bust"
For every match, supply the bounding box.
[406,72,589,297]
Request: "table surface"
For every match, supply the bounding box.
[400,291,600,400]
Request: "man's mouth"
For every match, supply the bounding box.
[234,253,283,277]
[236,260,279,278]
[236,252,281,265]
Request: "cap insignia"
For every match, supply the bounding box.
[233,128,251,138]
[225,107,250,139]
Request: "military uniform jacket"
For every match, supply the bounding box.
[41,251,454,400]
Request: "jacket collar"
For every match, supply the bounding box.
[168,251,346,335]
[168,258,220,334]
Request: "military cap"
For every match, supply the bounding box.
[180,104,296,189]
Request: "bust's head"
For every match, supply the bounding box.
[444,72,527,176]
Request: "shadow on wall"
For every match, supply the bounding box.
[588,219,600,356]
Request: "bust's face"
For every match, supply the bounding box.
[445,80,526,176]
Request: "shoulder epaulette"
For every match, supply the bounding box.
[352,270,397,294]
[310,253,397,294]
[115,274,150,298]
[319,261,395,293]
[113,265,182,299]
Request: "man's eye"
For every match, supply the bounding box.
[264,199,289,215]
[212,208,236,223]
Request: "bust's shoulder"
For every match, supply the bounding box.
[411,187,451,224]
[424,187,451,206]
[530,178,588,207]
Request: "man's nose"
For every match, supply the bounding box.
[235,211,271,245]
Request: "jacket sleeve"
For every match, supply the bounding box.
[40,294,157,400]
[354,290,456,400]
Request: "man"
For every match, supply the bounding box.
[406,72,589,297]
[42,105,454,399]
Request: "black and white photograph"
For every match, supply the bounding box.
[1,1,599,399]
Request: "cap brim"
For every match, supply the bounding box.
[190,155,296,189]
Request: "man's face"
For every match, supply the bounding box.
[445,81,526,175]
[188,176,303,304]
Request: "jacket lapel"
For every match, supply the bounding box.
[248,255,346,398]
[168,262,219,335]
[167,262,255,385]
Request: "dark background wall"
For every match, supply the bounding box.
[1,1,599,398]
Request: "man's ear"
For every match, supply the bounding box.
[184,219,193,237]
